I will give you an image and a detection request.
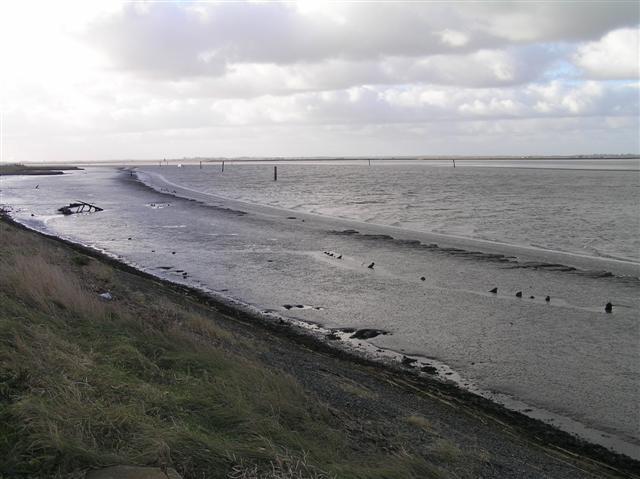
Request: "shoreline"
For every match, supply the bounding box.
[135,168,640,275]
[2,212,639,476]
[0,164,83,176]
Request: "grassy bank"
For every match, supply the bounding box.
[0,220,445,478]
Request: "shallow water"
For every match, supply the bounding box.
[147,161,640,262]
[1,163,639,459]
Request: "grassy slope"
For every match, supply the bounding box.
[0,221,444,479]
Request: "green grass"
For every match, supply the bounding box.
[0,222,447,479]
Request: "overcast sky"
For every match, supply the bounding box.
[1,1,638,162]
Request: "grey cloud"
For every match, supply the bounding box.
[87,2,638,80]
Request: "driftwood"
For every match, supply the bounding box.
[58,201,103,215]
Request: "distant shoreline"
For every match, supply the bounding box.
[3,155,638,168]
[0,164,83,176]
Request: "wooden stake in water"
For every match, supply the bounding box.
[221,160,225,172]
[274,166,278,181]
[368,159,371,166]
[453,159,456,168]
[199,161,202,169]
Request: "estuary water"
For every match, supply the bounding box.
[1,159,639,459]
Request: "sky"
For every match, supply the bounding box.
[0,1,638,163]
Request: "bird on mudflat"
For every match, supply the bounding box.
[515,291,523,298]
[545,296,550,302]
[367,262,375,269]
[605,302,613,313]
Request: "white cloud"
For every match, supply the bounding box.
[574,28,640,79]
[439,29,469,47]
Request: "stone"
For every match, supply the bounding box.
[99,292,113,301]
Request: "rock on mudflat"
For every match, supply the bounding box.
[401,356,417,366]
[489,287,498,293]
[349,328,388,340]
[515,291,523,298]
[605,302,613,313]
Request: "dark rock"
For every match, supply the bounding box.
[401,356,417,366]
[128,237,132,240]
[295,304,304,308]
[283,304,293,310]
[337,254,342,259]
[350,328,388,340]
[172,251,176,255]
[326,333,340,341]
[515,291,522,298]
[420,276,426,281]
[421,365,438,375]
[367,262,375,269]
[338,327,356,333]
[605,302,613,313]
[545,296,550,302]
[489,287,498,293]
[530,295,535,299]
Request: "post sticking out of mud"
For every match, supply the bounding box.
[274,166,278,181]
[453,159,456,168]
[369,159,371,166]
[221,160,225,172]
[199,161,202,169]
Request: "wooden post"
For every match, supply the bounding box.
[274,166,278,181]
[368,159,371,166]
[221,160,225,172]
[199,161,202,169]
[452,159,456,168]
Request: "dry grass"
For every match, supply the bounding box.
[1,254,111,320]
[228,447,334,479]
[406,414,433,432]
[430,439,462,462]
